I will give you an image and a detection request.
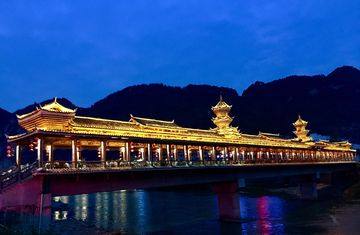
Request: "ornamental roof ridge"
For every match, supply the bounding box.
[293,114,308,126]
[333,141,350,144]
[130,115,176,124]
[239,133,258,137]
[211,101,232,110]
[40,98,77,113]
[183,127,216,132]
[75,116,135,124]
[259,132,280,136]
[16,109,40,119]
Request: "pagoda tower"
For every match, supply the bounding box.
[293,115,312,142]
[211,96,240,137]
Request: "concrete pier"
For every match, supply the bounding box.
[212,180,240,221]
[298,174,318,200]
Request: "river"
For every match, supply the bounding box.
[1,181,360,234]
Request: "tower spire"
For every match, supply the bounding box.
[211,97,241,137]
[293,115,312,142]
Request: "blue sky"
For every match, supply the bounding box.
[1,1,359,112]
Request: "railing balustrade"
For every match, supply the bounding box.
[0,161,38,192]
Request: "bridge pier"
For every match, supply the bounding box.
[0,176,51,215]
[298,173,318,200]
[212,180,241,221]
[318,170,359,197]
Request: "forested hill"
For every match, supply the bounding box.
[77,84,239,130]
[1,65,360,167]
[238,66,360,141]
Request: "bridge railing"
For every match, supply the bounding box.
[0,161,38,192]
[36,155,355,173]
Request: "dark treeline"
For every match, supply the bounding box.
[1,65,360,167]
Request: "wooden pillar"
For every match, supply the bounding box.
[174,146,178,162]
[49,144,54,168]
[147,143,151,164]
[47,144,53,162]
[71,139,78,168]
[16,143,21,167]
[167,144,171,165]
[100,140,105,167]
[159,146,163,161]
[37,136,44,168]
[212,146,216,162]
[183,145,187,163]
[125,141,130,164]
[188,146,192,162]
[199,146,203,164]
[141,147,145,161]
[224,147,228,163]
[77,141,81,162]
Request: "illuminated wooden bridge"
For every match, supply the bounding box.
[1,97,357,221]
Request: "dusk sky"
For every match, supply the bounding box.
[1,1,359,112]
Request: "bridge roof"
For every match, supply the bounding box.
[6,99,355,152]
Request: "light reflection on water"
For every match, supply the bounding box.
[51,190,294,234]
[30,184,360,234]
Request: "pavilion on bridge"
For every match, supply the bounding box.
[5,97,355,169]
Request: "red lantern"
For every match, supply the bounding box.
[7,146,11,150]
[106,148,110,152]
[35,137,39,141]
[7,154,11,157]
[7,150,10,154]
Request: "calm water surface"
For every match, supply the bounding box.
[2,183,360,234]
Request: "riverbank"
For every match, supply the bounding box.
[0,217,122,235]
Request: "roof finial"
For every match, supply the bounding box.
[54,97,57,103]
[298,114,301,120]
[220,95,222,101]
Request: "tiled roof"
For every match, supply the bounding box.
[130,115,180,128]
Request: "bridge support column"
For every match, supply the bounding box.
[298,174,318,200]
[212,180,241,221]
[0,176,51,215]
